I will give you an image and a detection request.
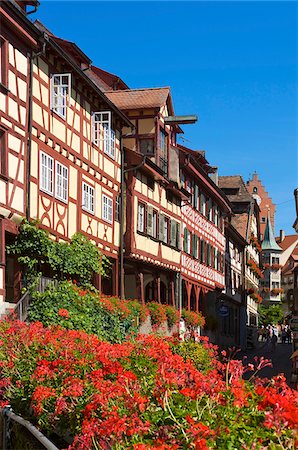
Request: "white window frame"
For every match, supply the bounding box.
[92,111,115,159]
[102,194,113,224]
[50,73,71,119]
[137,203,145,233]
[82,182,95,214]
[40,151,54,195]
[55,161,68,203]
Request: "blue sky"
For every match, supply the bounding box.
[31,1,297,235]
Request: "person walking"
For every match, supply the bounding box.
[271,332,278,352]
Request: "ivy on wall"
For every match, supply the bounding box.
[6,220,110,289]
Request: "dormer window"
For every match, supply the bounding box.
[50,73,71,118]
[253,187,258,193]
[92,111,115,159]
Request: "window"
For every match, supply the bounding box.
[92,111,115,159]
[207,243,211,266]
[137,203,145,232]
[159,129,168,175]
[170,220,180,249]
[82,182,94,214]
[139,138,154,155]
[200,192,206,215]
[184,227,191,254]
[55,162,68,202]
[200,239,205,263]
[192,234,198,259]
[115,195,120,222]
[102,194,113,223]
[272,281,280,289]
[152,210,158,238]
[272,256,280,264]
[253,187,258,193]
[0,38,8,87]
[208,198,213,221]
[40,152,54,195]
[50,74,71,118]
[147,176,155,190]
[261,217,266,223]
[192,184,199,210]
[163,217,169,244]
[0,129,7,176]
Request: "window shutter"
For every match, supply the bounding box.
[192,234,196,258]
[159,213,165,241]
[176,222,181,250]
[194,185,199,209]
[147,206,153,236]
[183,227,188,252]
[170,220,176,247]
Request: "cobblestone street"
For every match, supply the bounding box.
[239,340,293,385]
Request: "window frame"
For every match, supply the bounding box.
[102,194,113,224]
[92,111,115,159]
[137,203,146,233]
[40,151,54,196]
[55,161,68,203]
[0,37,8,88]
[82,182,95,215]
[0,128,7,178]
[50,73,71,119]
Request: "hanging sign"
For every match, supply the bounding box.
[218,304,229,317]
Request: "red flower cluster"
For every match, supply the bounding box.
[247,258,264,279]
[58,308,69,318]
[0,320,297,449]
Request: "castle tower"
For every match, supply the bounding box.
[261,214,282,304]
[247,172,276,240]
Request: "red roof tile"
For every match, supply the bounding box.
[275,234,298,251]
[105,87,170,110]
[91,66,128,91]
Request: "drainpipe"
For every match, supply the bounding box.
[26,38,47,220]
[119,130,140,300]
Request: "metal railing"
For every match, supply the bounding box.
[14,277,58,321]
[1,406,59,450]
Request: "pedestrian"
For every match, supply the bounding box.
[287,328,292,344]
[271,332,277,352]
[282,328,287,344]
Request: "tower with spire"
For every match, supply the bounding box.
[261,214,282,304]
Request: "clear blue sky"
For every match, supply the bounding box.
[31,1,297,235]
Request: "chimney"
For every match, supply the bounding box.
[15,1,40,15]
[295,188,298,215]
[280,229,285,242]
[209,166,218,186]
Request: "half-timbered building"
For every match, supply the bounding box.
[0,2,133,311]
[105,87,184,305]
[0,0,40,312]
[178,145,231,313]
[219,175,262,329]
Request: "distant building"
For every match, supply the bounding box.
[261,215,282,304]
[275,231,298,316]
[219,175,261,328]
[246,172,276,240]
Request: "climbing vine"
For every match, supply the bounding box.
[6,220,110,288]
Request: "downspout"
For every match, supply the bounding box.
[119,129,140,300]
[26,38,47,220]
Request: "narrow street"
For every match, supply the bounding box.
[239,340,293,386]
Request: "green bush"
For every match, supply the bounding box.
[28,281,146,343]
[171,340,213,373]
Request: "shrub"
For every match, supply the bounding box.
[146,301,167,327]
[0,320,297,449]
[28,281,148,343]
[182,308,205,328]
[164,304,180,328]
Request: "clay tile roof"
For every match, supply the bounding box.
[231,213,248,240]
[218,175,253,203]
[91,66,128,91]
[105,87,170,110]
[275,234,298,251]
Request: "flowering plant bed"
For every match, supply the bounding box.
[247,258,264,279]
[271,288,284,295]
[182,308,205,328]
[0,320,297,449]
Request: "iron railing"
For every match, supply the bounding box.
[1,406,59,450]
